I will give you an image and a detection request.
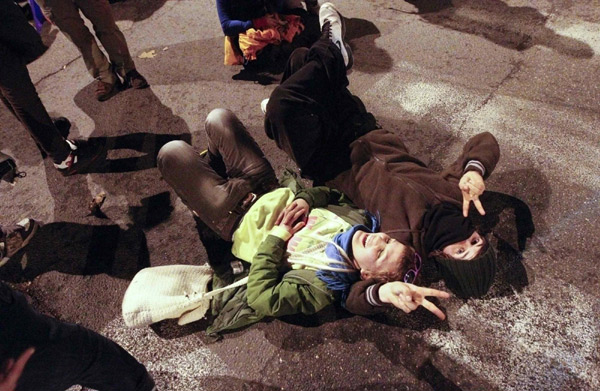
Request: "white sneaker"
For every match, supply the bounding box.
[261,98,269,115]
[319,2,352,69]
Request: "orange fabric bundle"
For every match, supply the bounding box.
[223,14,304,65]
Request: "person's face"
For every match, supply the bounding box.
[442,231,486,260]
[351,231,406,279]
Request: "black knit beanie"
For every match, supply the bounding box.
[423,203,497,298]
[422,202,475,253]
[432,245,497,298]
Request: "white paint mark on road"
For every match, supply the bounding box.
[426,278,600,391]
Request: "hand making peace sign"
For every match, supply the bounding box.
[459,170,486,218]
[378,282,451,320]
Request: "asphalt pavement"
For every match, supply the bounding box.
[1,0,599,390]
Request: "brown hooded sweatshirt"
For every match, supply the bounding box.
[328,129,500,315]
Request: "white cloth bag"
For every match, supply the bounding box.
[122,264,249,328]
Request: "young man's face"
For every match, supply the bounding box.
[442,231,486,260]
[351,231,406,278]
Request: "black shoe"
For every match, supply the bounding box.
[52,116,71,139]
[124,69,149,89]
[96,78,122,102]
[37,117,72,160]
[54,138,106,176]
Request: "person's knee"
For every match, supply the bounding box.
[265,88,286,122]
[288,47,309,72]
[157,140,191,175]
[205,108,235,130]
[205,108,243,145]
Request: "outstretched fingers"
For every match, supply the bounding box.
[1,348,34,391]
[472,196,486,216]
[413,286,450,320]
[421,299,446,320]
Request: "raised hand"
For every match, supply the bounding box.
[378,282,450,320]
[459,170,486,217]
[0,348,35,391]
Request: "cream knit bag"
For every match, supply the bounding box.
[122,264,248,327]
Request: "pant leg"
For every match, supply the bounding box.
[75,0,136,77]
[0,283,154,391]
[264,39,359,182]
[158,109,277,240]
[0,45,71,163]
[37,0,116,84]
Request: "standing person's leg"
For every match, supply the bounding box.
[37,0,116,85]
[0,283,154,391]
[37,0,123,101]
[75,0,149,89]
[0,50,107,176]
[158,109,277,240]
[0,47,71,164]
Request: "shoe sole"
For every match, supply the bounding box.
[0,220,39,267]
[322,3,346,37]
[344,42,353,70]
[322,3,352,69]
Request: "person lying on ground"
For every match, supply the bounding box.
[262,2,500,316]
[156,108,449,336]
[218,0,321,69]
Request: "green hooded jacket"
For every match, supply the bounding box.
[206,176,370,339]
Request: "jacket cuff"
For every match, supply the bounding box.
[366,282,385,307]
[464,160,485,177]
[269,226,292,241]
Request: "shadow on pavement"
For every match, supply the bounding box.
[74,84,191,140]
[404,0,593,58]
[260,312,500,391]
[179,376,281,391]
[0,222,150,282]
[110,0,169,22]
[472,190,536,296]
[71,82,191,175]
[345,17,393,73]
[128,191,174,229]
[81,133,191,174]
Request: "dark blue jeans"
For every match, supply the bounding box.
[0,282,155,391]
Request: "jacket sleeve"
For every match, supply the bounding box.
[0,0,47,63]
[216,0,254,36]
[294,186,348,209]
[441,132,500,183]
[246,234,334,317]
[344,279,389,316]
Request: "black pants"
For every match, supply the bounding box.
[0,44,71,164]
[0,283,155,391]
[264,38,375,183]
